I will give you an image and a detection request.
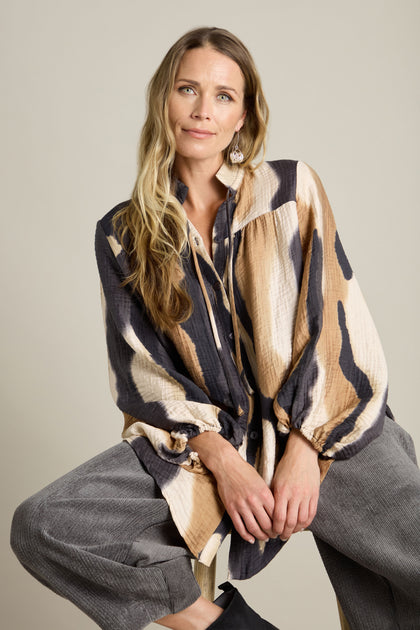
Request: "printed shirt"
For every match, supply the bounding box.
[95,159,390,580]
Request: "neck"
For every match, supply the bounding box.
[174,155,227,213]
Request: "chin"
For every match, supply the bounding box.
[175,146,222,163]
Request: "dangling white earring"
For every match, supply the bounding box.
[230,132,244,164]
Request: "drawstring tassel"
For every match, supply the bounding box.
[189,231,223,351]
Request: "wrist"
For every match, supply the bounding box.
[285,428,319,459]
[188,431,239,473]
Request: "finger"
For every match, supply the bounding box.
[292,500,310,534]
[262,491,275,519]
[282,500,299,540]
[307,494,319,525]
[272,498,288,538]
[261,493,276,537]
[230,512,255,544]
[253,505,275,538]
[242,510,271,541]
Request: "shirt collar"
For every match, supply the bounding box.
[174,162,246,204]
[214,162,245,191]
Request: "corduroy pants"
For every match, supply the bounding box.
[10,416,420,630]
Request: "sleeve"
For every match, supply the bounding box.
[274,161,389,460]
[95,219,232,466]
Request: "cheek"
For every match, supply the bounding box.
[224,108,245,130]
[167,104,175,127]
[167,97,180,125]
[170,108,188,132]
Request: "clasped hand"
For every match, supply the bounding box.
[189,429,320,543]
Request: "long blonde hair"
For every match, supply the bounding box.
[113,27,269,332]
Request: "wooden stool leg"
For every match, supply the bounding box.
[194,557,217,602]
[337,597,351,630]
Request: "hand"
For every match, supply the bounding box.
[189,432,275,544]
[271,429,320,541]
[214,454,276,544]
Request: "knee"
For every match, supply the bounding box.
[10,492,46,568]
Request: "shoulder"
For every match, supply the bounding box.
[95,200,130,262]
[232,160,296,230]
[233,160,328,231]
[251,158,297,184]
[253,160,328,208]
[234,160,297,223]
[97,200,130,237]
[250,159,320,202]
[293,161,331,211]
[252,159,323,192]
[262,158,298,178]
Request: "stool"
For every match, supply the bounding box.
[194,559,350,629]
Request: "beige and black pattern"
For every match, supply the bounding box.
[95,159,389,579]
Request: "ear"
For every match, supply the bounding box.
[235,109,247,132]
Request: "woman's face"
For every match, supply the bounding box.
[168,46,247,168]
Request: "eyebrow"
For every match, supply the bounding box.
[174,78,240,96]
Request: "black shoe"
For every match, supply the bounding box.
[206,582,279,629]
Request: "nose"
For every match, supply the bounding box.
[192,95,211,120]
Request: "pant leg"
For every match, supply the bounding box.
[313,537,399,629]
[10,441,201,630]
[309,416,420,630]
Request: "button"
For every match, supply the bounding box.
[193,236,200,246]
[213,280,222,291]
[250,431,259,440]
[228,332,234,340]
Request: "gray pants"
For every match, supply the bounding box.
[10,417,420,629]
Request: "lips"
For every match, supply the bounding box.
[183,128,215,139]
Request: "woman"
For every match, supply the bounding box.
[11,26,420,630]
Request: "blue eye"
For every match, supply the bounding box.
[218,93,232,101]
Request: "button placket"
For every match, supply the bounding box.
[190,212,250,421]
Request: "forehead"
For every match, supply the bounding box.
[175,46,245,91]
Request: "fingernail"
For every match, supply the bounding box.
[280,537,289,542]
[248,537,255,544]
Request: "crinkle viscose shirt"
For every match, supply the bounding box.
[95,159,391,580]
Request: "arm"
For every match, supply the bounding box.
[275,162,388,460]
[272,162,388,537]
[97,217,276,545]
[95,218,238,466]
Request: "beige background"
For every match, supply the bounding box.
[1,0,419,628]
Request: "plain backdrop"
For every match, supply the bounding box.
[1,1,419,628]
